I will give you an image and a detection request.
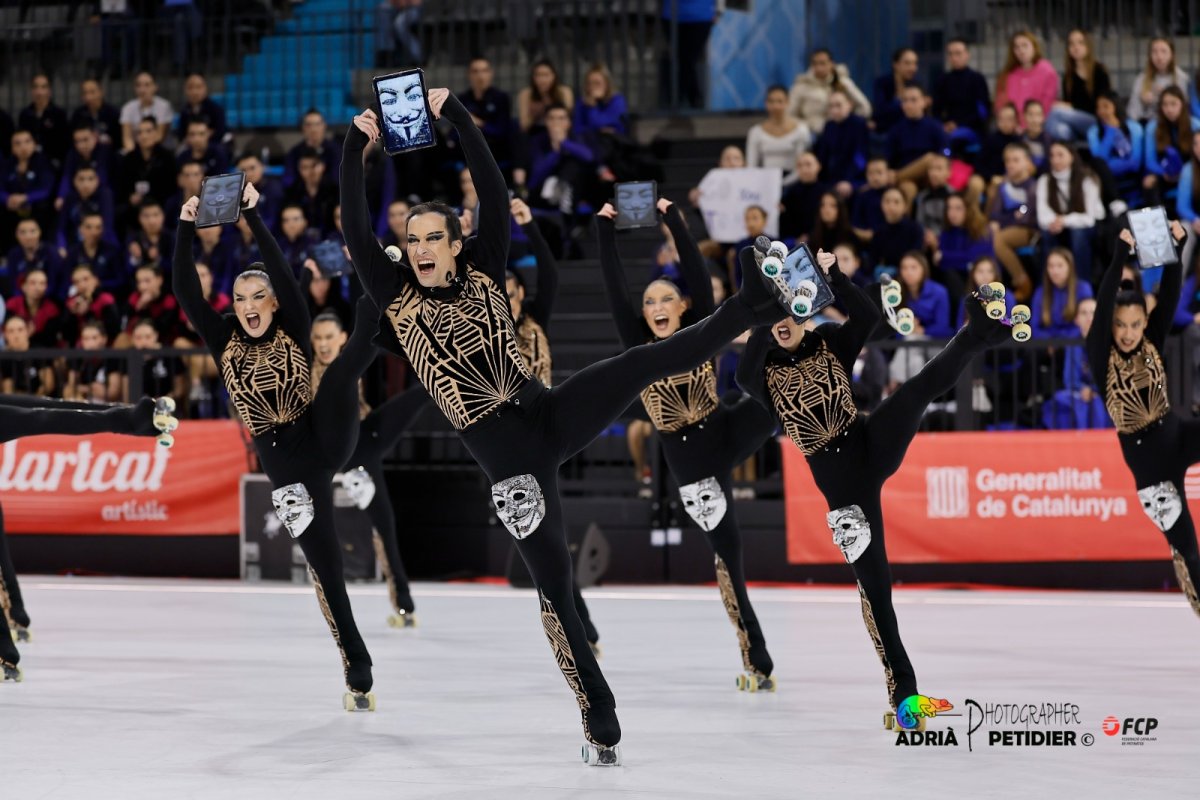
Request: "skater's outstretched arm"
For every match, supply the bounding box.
[661,200,714,319]
[244,186,310,349]
[1147,221,1187,351]
[821,257,882,369]
[342,115,401,308]
[173,199,231,355]
[595,210,649,349]
[516,199,558,331]
[1087,234,1133,384]
[735,327,775,416]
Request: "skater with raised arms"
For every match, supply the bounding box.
[341,88,785,765]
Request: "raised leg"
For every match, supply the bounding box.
[311,298,379,466]
[0,506,30,632]
[0,396,158,444]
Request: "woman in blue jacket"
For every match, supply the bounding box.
[897,250,954,338]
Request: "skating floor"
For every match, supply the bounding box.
[2,578,1198,799]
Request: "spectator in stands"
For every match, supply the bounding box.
[787,48,871,135]
[377,0,424,68]
[285,148,339,236]
[176,120,228,176]
[18,74,69,167]
[1143,86,1197,213]
[235,152,283,233]
[1036,141,1104,281]
[127,318,187,406]
[164,160,205,230]
[176,73,228,146]
[71,79,121,148]
[524,104,598,217]
[66,212,124,299]
[5,267,60,348]
[1048,29,1112,143]
[229,214,263,274]
[935,192,993,281]
[160,0,203,70]
[727,205,768,284]
[190,224,235,293]
[57,165,117,251]
[987,142,1039,300]
[823,242,871,325]
[956,254,1012,328]
[932,38,991,145]
[462,56,513,168]
[660,0,716,110]
[0,109,12,161]
[63,320,122,403]
[118,118,176,221]
[121,263,180,347]
[914,153,952,248]
[277,204,317,273]
[1021,100,1052,171]
[57,123,116,211]
[1045,296,1110,428]
[897,250,953,338]
[1088,92,1144,188]
[173,259,227,388]
[870,187,924,270]
[888,85,949,205]
[63,263,121,345]
[779,152,827,241]
[814,87,870,200]
[1177,130,1200,242]
[574,63,629,139]
[0,317,54,396]
[872,47,918,134]
[1,130,56,249]
[1032,247,1092,338]
[850,156,891,242]
[119,71,174,152]
[975,102,1021,188]
[995,30,1059,127]
[807,191,859,253]
[3,220,62,299]
[745,85,810,179]
[380,198,411,248]
[1128,37,1189,123]
[518,59,574,134]
[126,200,174,275]
[284,109,342,189]
[301,258,352,326]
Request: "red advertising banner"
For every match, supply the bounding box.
[0,421,246,535]
[783,431,1192,564]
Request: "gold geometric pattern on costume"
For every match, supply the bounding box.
[311,360,370,421]
[1105,343,1170,434]
[372,532,401,615]
[386,268,532,431]
[766,341,858,454]
[640,361,719,433]
[515,315,553,387]
[538,590,595,743]
[715,555,753,672]
[1171,547,1200,619]
[309,566,351,680]
[858,582,897,703]
[220,327,312,436]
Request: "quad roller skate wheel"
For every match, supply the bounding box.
[1010,304,1031,324]
[156,433,175,449]
[736,672,776,693]
[384,245,403,263]
[760,256,783,278]
[387,612,418,629]
[1,663,22,683]
[881,281,902,308]
[791,297,812,317]
[895,308,915,336]
[883,711,926,732]
[10,626,30,643]
[581,743,622,766]
[343,691,377,712]
[154,396,176,415]
[766,240,788,260]
[1011,323,1032,342]
[153,413,179,433]
[985,300,1006,320]
[981,281,1006,300]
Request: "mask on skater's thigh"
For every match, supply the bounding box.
[340,466,376,510]
[826,504,872,564]
[491,474,546,539]
[272,482,316,538]
[679,476,727,532]
[1138,481,1183,532]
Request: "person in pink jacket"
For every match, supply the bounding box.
[994,30,1060,128]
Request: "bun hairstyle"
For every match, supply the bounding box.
[1115,278,1147,311]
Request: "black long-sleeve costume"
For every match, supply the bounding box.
[738,256,1003,709]
[1086,239,1200,617]
[598,205,777,681]
[174,206,380,696]
[513,219,558,387]
[342,92,783,749]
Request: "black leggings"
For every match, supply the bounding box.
[807,328,987,708]
[660,397,777,677]
[460,298,757,747]
[344,387,429,616]
[255,328,379,694]
[1117,415,1200,618]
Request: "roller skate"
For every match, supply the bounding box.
[387,610,418,629]
[735,671,777,693]
[755,237,821,319]
[965,286,1017,346]
[343,690,377,711]
[1,660,21,683]
[581,703,622,767]
[343,660,375,712]
[884,694,953,731]
[880,276,915,335]
[152,397,179,448]
[1009,304,1032,342]
[10,624,31,644]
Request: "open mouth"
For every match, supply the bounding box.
[652,314,670,334]
[416,259,436,277]
[774,323,792,343]
[246,312,261,331]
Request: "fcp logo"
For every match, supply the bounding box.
[1102,716,1120,736]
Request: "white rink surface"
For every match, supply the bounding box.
[2,578,1198,799]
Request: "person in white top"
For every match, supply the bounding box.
[787,49,871,135]
[745,85,811,179]
[1126,37,1189,123]
[1036,141,1105,281]
[119,71,174,153]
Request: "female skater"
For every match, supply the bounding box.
[342,90,783,764]
[597,197,777,691]
[310,311,428,628]
[736,246,1009,728]
[1088,223,1200,617]
[0,392,175,681]
[174,184,382,710]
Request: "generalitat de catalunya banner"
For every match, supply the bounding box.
[0,420,245,535]
[782,430,1192,564]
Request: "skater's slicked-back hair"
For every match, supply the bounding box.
[1115,279,1148,313]
[407,202,464,243]
[312,311,344,331]
[234,267,276,297]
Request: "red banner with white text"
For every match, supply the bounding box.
[0,421,246,535]
[782,431,1194,564]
